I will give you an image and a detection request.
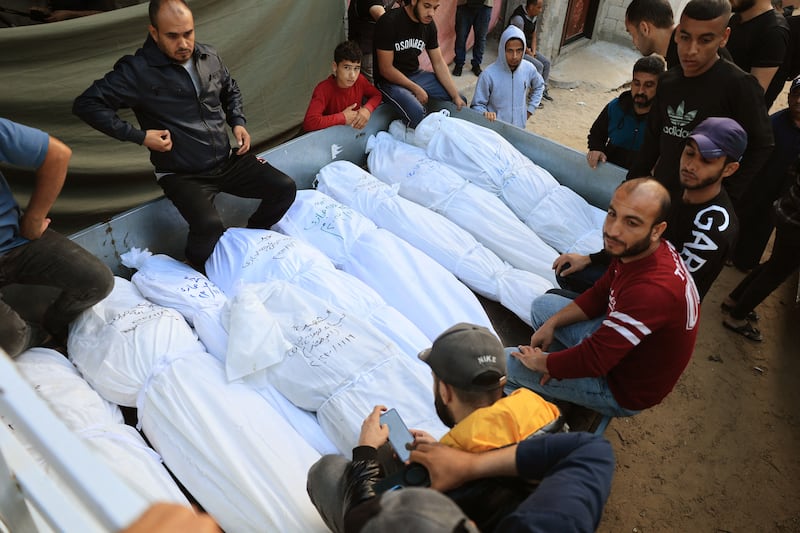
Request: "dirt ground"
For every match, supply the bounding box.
[527,83,800,532]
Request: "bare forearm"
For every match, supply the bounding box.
[26,136,70,220]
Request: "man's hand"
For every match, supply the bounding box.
[529,321,555,351]
[410,429,437,446]
[143,130,172,152]
[586,150,607,169]
[510,345,551,385]
[553,253,591,278]
[342,103,359,126]
[232,125,250,155]
[358,405,389,449]
[452,94,466,111]
[409,442,475,491]
[121,503,220,533]
[483,111,497,122]
[18,213,50,240]
[412,84,429,105]
[352,107,371,130]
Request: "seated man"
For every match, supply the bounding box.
[373,0,465,127]
[586,55,665,170]
[322,432,614,533]
[470,25,544,129]
[73,0,297,270]
[563,117,745,301]
[0,118,113,357]
[507,178,700,418]
[307,323,562,533]
[302,40,382,132]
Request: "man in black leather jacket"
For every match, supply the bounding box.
[73,0,296,269]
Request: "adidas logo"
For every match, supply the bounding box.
[663,101,698,139]
[667,102,697,127]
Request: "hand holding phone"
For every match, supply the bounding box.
[380,408,414,463]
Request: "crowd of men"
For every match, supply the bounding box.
[3,0,800,530]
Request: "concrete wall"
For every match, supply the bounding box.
[501,0,689,64]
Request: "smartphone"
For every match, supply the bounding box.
[380,408,414,463]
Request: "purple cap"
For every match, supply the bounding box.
[688,117,748,162]
[791,75,800,93]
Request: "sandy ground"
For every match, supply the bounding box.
[529,66,800,532]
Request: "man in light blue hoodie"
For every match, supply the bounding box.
[470,25,544,129]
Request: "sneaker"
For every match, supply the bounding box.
[471,64,482,76]
[542,88,554,101]
[452,64,463,76]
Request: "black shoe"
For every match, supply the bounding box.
[471,64,482,76]
[452,64,463,76]
[542,88,554,101]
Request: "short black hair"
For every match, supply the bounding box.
[633,54,667,76]
[526,0,542,7]
[149,0,190,27]
[682,0,732,21]
[625,0,674,28]
[617,178,672,224]
[334,40,363,64]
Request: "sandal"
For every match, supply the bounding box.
[720,302,759,322]
[722,320,763,342]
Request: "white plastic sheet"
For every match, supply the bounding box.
[206,228,431,354]
[366,131,558,284]
[225,281,448,453]
[121,250,337,456]
[316,161,553,325]
[410,114,605,254]
[13,348,188,506]
[68,278,327,533]
[274,190,496,339]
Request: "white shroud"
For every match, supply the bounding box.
[67,278,327,533]
[408,113,606,254]
[274,189,496,339]
[366,131,558,284]
[316,160,553,325]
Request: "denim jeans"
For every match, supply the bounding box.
[0,229,113,357]
[504,293,639,417]
[454,4,492,68]
[377,71,460,127]
[159,153,296,267]
[525,51,551,83]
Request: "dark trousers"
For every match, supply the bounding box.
[728,222,800,320]
[0,229,113,357]
[454,4,492,68]
[158,153,296,267]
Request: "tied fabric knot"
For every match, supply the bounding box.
[135,351,194,430]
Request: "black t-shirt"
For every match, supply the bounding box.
[628,58,774,209]
[373,6,439,84]
[726,9,790,106]
[665,190,738,300]
[348,0,396,53]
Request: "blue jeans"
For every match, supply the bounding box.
[504,294,639,417]
[525,51,551,83]
[0,229,113,357]
[377,71,459,127]
[454,4,492,68]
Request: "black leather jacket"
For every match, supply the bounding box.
[73,36,245,175]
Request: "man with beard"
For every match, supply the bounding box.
[307,323,563,533]
[562,117,746,300]
[726,0,790,109]
[73,0,297,271]
[586,55,665,170]
[506,178,700,418]
[373,0,466,127]
[627,0,773,212]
